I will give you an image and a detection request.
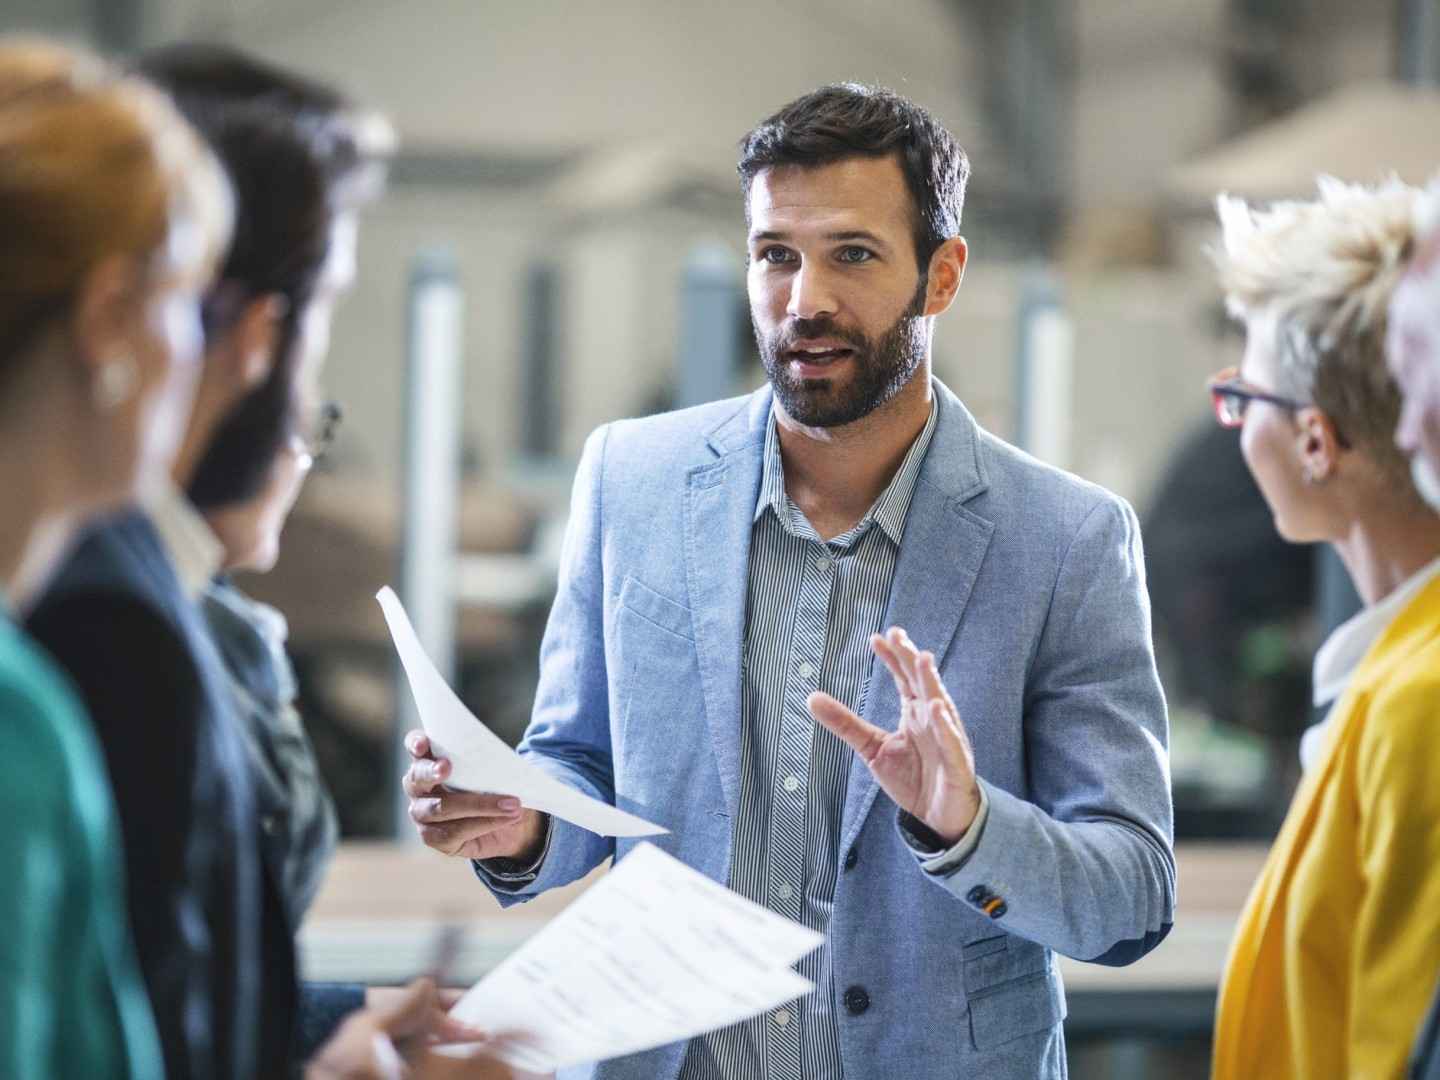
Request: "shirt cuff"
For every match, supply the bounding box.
[896,785,990,876]
[472,813,554,884]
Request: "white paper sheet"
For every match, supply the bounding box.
[445,842,824,1073]
[377,587,665,838]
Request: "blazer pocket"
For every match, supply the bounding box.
[618,575,694,642]
[967,969,1066,1052]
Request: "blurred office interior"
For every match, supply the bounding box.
[6,1,1439,1075]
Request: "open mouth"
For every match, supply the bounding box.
[783,343,856,373]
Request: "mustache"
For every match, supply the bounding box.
[771,316,870,352]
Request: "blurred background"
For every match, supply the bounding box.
[6,1,1438,1075]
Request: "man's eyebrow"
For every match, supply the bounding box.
[825,230,889,247]
[747,229,892,247]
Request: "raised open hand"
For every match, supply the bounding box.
[807,626,980,845]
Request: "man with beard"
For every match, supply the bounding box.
[1388,191,1440,1080]
[405,84,1174,1080]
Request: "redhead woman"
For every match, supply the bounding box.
[1207,178,1440,1079]
[0,38,231,1079]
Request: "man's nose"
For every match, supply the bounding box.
[786,261,838,322]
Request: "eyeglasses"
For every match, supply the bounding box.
[291,401,343,469]
[1206,366,1309,428]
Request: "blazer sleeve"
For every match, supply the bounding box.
[472,425,617,904]
[1350,675,1440,1078]
[26,590,210,1079]
[920,494,1177,965]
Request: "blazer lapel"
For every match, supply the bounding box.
[684,390,769,820]
[841,382,996,852]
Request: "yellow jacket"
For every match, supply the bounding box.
[1213,574,1440,1079]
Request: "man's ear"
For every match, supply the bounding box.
[922,236,968,318]
[1295,406,1345,483]
[229,294,287,390]
[70,254,139,377]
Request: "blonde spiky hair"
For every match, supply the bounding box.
[1214,176,1425,466]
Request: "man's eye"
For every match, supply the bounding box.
[761,247,794,264]
[837,246,873,264]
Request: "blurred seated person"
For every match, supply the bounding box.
[1206,178,1440,1080]
[1388,185,1440,1080]
[0,37,230,1078]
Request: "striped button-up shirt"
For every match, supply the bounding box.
[679,400,938,1080]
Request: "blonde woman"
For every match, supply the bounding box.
[0,38,231,1078]
[1206,178,1440,1079]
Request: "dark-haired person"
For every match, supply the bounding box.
[26,43,490,1079]
[0,37,231,1079]
[405,83,1174,1080]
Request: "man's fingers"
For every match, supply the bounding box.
[404,730,432,759]
[808,691,886,762]
[410,793,522,825]
[430,1013,489,1045]
[416,816,515,854]
[871,633,916,702]
[374,977,438,1037]
[928,698,974,775]
[403,757,452,798]
[887,627,926,696]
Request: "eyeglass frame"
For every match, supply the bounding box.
[1205,366,1351,449]
[290,401,343,468]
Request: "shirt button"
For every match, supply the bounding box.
[775,882,793,901]
[783,775,801,792]
[773,1008,791,1028]
[815,556,833,572]
[843,985,871,1015]
[798,661,815,679]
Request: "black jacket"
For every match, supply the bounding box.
[27,510,298,1078]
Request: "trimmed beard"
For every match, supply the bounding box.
[756,277,928,428]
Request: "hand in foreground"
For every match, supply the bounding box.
[404,731,547,862]
[807,626,981,846]
[307,977,485,1079]
[365,985,485,1050]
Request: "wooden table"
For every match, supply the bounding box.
[300,840,1266,1004]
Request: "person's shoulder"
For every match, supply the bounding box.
[1362,628,1440,753]
[598,391,761,463]
[41,506,171,602]
[973,426,1133,535]
[0,621,95,793]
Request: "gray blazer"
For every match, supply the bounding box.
[480,379,1175,1079]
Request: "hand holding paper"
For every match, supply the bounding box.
[443,843,823,1073]
[378,587,665,839]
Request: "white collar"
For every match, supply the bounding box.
[1312,554,1440,707]
[142,484,225,600]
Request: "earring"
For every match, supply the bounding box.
[92,354,137,412]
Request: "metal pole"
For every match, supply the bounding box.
[676,244,743,409]
[394,249,464,841]
[1013,268,1075,469]
[1397,0,1440,87]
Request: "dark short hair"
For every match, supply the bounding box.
[134,44,391,511]
[737,83,969,271]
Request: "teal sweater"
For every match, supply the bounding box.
[0,607,161,1078]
